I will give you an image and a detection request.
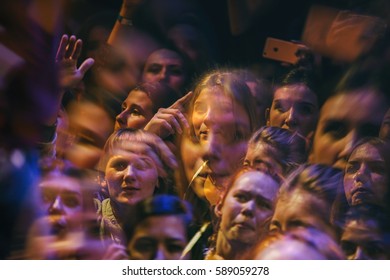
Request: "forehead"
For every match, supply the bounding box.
[39,175,82,193]
[230,171,279,201]
[111,142,154,157]
[133,215,186,239]
[320,90,386,124]
[349,143,383,162]
[125,90,150,103]
[146,49,183,64]
[246,142,277,159]
[274,84,317,104]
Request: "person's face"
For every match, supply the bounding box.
[270,189,335,239]
[344,143,388,206]
[219,171,279,246]
[105,143,159,206]
[310,90,387,170]
[39,175,83,217]
[142,49,186,94]
[115,90,155,130]
[268,84,318,138]
[341,219,387,260]
[65,102,114,169]
[244,143,284,179]
[379,108,390,141]
[192,87,251,203]
[128,215,188,260]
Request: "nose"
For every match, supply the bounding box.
[48,195,65,215]
[339,130,359,163]
[116,110,128,128]
[284,107,298,129]
[353,247,368,260]
[353,163,369,183]
[157,68,168,82]
[153,245,168,260]
[201,132,221,165]
[124,165,136,183]
[241,200,255,217]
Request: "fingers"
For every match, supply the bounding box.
[71,39,83,60]
[171,91,193,110]
[78,58,95,75]
[159,108,189,134]
[65,35,77,58]
[55,34,68,61]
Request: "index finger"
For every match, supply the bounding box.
[170,91,193,110]
[55,34,69,61]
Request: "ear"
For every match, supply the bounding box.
[265,108,270,126]
[214,200,223,219]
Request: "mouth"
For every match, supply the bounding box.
[351,187,373,203]
[234,221,255,231]
[122,186,140,193]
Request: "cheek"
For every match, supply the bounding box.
[127,117,149,129]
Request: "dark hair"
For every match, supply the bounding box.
[123,194,193,241]
[247,126,307,176]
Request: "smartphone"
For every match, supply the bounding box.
[263,37,302,64]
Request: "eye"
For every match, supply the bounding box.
[297,103,314,115]
[193,102,207,114]
[234,192,249,203]
[133,239,155,254]
[322,121,348,139]
[345,162,359,174]
[256,199,272,210]
[41,189,55,204]
[273,101,287,113]
[111,160,127,171]
[130,109,143,117]
[169,66,183,76]
[146,65,162,75]
[369,162,386,175]
[243,160,250,167]
[121,103,127,111]
[61,193,81,208]
[167,242,185,253]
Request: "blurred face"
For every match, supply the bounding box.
[310,90,387,170]
[244,143,284,179]
[270,189,335,239]
[39,175,82,216]
[379,108,390,141]
[255,238,326,260]
[115,90,155,130]
[142,49,187,94]
[344,143,388,206]
[105,142,159,206]
[128,215,187,260]
[192,87,251,204]
[341,219,387,260]
[65,101,114,169]
[39,175,83,236]
[219,171,279,246]
[268,84,318,138]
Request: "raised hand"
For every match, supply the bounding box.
[144,91,193,139]
[56,34,94,90]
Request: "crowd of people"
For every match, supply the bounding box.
[1,0,390,260]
